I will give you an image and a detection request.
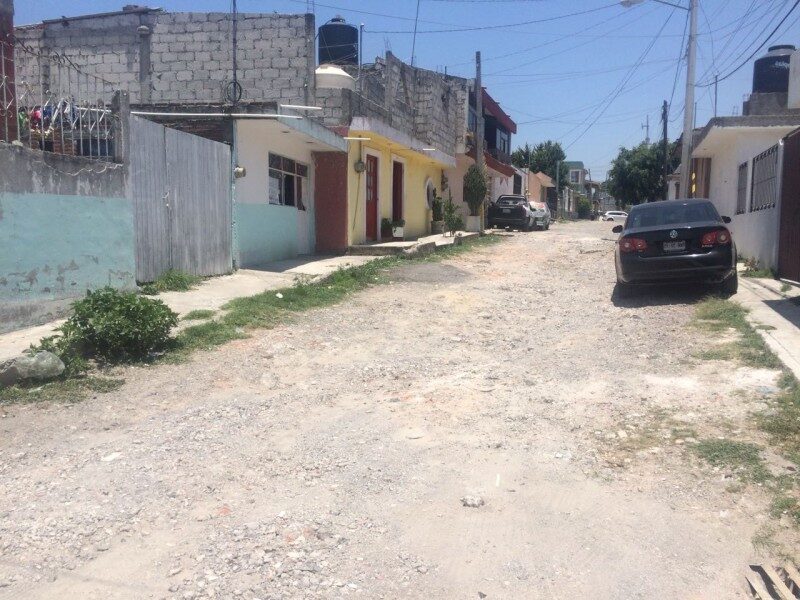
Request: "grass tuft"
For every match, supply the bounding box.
[770,495,800,525]
[693,297,782,369]
[0,377,125,405]
[140,270,203,295]
[693,438,770,483]
[182,309,217,321]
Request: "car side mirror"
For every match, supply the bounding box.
[722,215,731,223]
[612,225,623,233]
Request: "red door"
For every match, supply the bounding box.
[366,155,378,241]
[392,161,404,223]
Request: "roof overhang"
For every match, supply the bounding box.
[348,116,456,167]
[693,115,800,157]
[481,89,517,134]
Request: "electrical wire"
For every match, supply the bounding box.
[366,2,621,34]
[563,7,677,151]
[698,0,800,86]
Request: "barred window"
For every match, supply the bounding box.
[736,161,748,214]
[750,144,779,212]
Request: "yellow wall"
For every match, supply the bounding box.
[346,132,446,245]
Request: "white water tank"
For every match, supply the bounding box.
[790,50,800,109]
[315,64,355,91]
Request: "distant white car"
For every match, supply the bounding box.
[602,210,628,222]
[528,201,551,230]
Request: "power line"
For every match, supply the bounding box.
[563,7,677,151]
[699,0,800,86]
[366,2,620,34]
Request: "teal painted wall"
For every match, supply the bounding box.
[235,203,298,267]
[0,192,136,309]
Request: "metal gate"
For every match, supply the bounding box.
[130,116,232,283]
[778,129,800,283]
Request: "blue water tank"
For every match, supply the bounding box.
[318,16,358,66]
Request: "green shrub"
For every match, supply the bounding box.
[140,269,202,295]
[463,164,488,217]
[443,192,464,234]
[33,287,178,367]
[577,197,592,219]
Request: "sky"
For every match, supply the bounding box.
[14,0,800,179]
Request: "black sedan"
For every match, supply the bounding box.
[613,199,738,295]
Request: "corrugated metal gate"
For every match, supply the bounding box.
[778,129,800,283]
[129,116,232,283]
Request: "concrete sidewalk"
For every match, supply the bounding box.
[737,276,800,380]
[0,255,380,362]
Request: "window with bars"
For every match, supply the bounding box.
[736,161,748,214]
[268,153,308,210]
[750,144,778,212]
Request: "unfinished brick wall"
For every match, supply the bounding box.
[14,10,316,106]
[318,53,467,158]
[0,0,14,141]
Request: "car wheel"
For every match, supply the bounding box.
[720,273,738,295]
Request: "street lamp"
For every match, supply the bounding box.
[621,0,696,199]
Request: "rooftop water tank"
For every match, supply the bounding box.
[318,16,358,66]
[753,44,795,94]
[315,64,355,91]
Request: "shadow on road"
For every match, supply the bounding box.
[611,282,725,308]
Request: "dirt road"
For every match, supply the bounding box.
[0,221,786,599]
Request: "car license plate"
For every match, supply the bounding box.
[663,240,686,252]
[502,208,511,213]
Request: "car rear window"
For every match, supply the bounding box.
[497,196,526,206]
[627,202,720,228]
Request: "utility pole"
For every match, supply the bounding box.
[475,51,485,231]
[662,100,669,200]
[679,0,697,199]
[642,114,650,144]
[555,159,561,219]
[713,74,718,117]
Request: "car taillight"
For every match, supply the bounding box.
[620,237,647,253]
[701,228,731,248]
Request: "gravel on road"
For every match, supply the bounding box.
[0,221,788,599]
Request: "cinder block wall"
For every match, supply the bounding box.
[14,10,316,106]
[0,0,16,142]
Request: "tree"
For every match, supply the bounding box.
[511,143,532,170]
[606,141,679,206]
[511,140,567,189]
[463,164,488,217]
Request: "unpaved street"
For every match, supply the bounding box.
[0,222,786,599]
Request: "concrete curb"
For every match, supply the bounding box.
[736,278,800,380]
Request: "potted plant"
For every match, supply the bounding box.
[430,195,444,234]
[391,218,405,240]
[380,218,393,240]
[463,164,488,233]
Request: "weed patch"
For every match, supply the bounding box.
[770,495,800,525]
[140,270,203,295]
[758,372,800,461]
[182,309,216,321]
[693,439,770,483]
[693,298,782,369]
[0,377,124,405]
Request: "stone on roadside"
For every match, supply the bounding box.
[0,351,65,388]
[461,496,485,508]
